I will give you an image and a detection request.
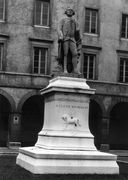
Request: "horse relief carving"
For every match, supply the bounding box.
[62,114,81,127]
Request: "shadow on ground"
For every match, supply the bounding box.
[1,155,128,180]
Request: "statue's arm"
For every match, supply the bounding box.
[58,19,64,40]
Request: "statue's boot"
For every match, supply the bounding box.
[64,57,68,73]
[72,56,81,74]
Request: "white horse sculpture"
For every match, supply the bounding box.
[62,114,81,127]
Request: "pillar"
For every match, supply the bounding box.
[8,113,21,149]
[100,116,110,151]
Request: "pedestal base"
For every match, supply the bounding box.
[16,77,119,175]
[17,147,119,174]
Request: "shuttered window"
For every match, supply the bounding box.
[119,57,128,82]
[85,8,98,34]
[121,14,128,38]
[33,47,48,74]
[0,44,3,70]
[0,0,5,21]
[83,53,96,79]
[35,0,50,26]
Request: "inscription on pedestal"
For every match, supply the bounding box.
[55,103,88,129]
[56,104,87,109]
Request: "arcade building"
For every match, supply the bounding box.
[0,0,128,152]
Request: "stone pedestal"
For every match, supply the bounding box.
[16,76,119,174]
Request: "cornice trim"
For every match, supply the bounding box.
[116,49,128,54]
[82,45,102,50]
[0,34,9,39]
[29,37,53,43]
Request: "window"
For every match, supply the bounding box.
[35,0,50,27]
[33,47,48,74]
[0,0,5,22]
[0,43,3,70]
[85,8,98,34]
[30,37,53,75]
[121,14,128,38]
[83,53,96,79]
[119,57,128,82]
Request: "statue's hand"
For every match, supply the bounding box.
[58,31,63,40]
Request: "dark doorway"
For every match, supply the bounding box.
[21,95,44,147]
[0,95,11,147]
[109,102,128,150]
[89,100,102,149]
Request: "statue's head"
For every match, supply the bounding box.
[65,7,75,16]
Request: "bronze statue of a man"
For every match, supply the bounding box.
[58,7,81,74]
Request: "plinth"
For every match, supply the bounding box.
[16,76,119,174]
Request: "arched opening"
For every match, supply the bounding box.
[20,95,44,147]
[0,95,11,147]
[109,102,128,150]
[89,100,102,149]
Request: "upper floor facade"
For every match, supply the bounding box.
[0,0,128,89]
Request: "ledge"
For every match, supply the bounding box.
[87,80,128,97]
[29,37,53,43]
[82,45,102,51]
[116,49,128,54]
[0,71,51,89]
[0,33,9,39]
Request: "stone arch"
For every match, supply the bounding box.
[108,96,128,115]
[0,89,16,112]
[90,95,105,114]
[17,90,40,112]
[0,89,16,147]
[18,90,44,146]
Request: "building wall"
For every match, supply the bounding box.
[0,0,128,85]
[0,0,128,149]
[0,0,53,109]
[0,0,126,84]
